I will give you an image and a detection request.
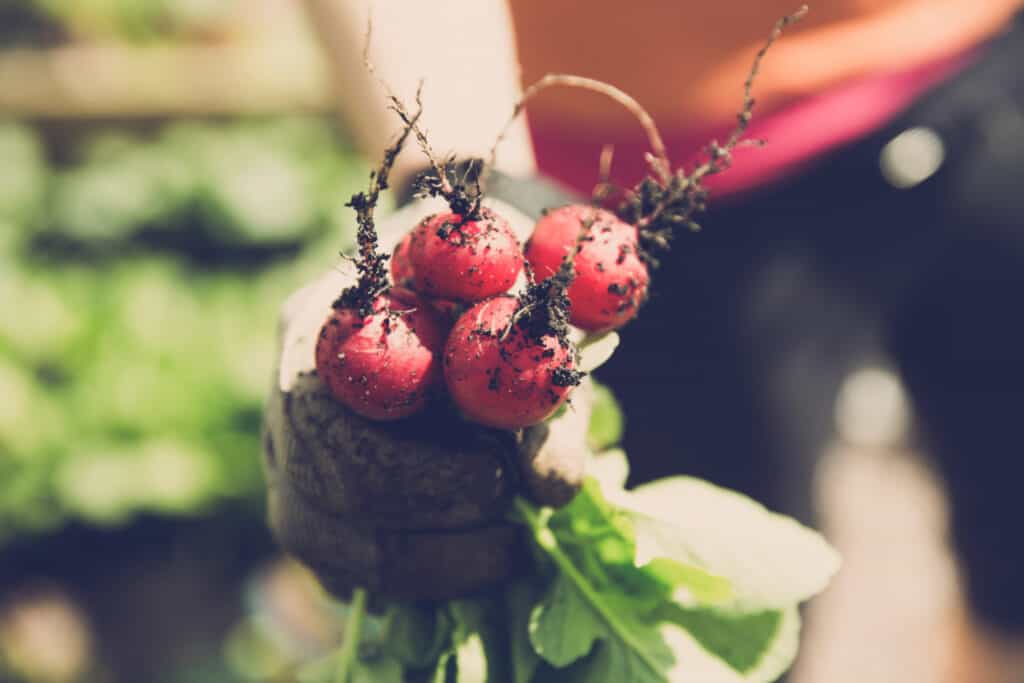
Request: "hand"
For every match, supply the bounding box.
[261,197,590,601]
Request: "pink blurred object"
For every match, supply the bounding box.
[530,47,979,199]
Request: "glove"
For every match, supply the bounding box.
[261,185,590,602]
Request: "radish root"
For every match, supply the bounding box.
[488,75,670,186]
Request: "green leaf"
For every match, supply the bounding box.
[587,382,624,451]
[0,122,46,226]
[516,499,677,680]
[529,574,674,682]
[658,606,801,683]
[513,472,834,683]
[640,557,734,607]
[506,580,541,683]
[578,331,619,373]
[620,477,840,611]
[564,630,673,683]
[657,606,786,674]
[550,479,635,568]
[548,480,733,611]
[382,603,452,669]
[534,576,676,681]
[529,573,603,667]
[297,649,404,683]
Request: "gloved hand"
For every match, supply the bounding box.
[261,190,591,602]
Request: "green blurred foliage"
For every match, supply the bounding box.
[0,122,47,229]
[24,0,238,42]
[0,118,369,543]
[42,118,364,250]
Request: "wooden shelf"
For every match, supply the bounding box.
[0,40,333,118]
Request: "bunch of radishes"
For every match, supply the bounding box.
[311,26,794,432]
[316,193,650,431]
[314,100,654,431]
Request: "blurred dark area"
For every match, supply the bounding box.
[0,1,65,47]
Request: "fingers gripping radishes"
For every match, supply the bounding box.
[526,205,650,332]
[409,209,523,302]
[444,296,580,430]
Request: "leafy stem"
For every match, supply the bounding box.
[335,587,368,683]
[513,498,665,679]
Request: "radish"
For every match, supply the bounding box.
[443,242,583,430]
[316,290,445,421]
[391,283,463,322]
[526,205,649,332]
[444,296,579,429]
[390,231,414,287]
[385,99,524,303]
[391,233,463,320]
[407,208,522,302]
[315,98,447,421]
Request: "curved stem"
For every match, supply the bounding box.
[488,74,671,186]
[336,587,368,683]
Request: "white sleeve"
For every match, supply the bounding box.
[304,0,535,186]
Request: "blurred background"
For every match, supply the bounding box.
[0,1,1017,682]
[0,2,371,681]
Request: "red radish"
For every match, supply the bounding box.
[391,233,462,321]
[389,98,522,303]
[390,232,415,286]
[526,205,649,332]
[444,296,580,430]
[391,284,463,321]
[424,296,463,321]
[315,95,450,421]
[316,291,446,421]
[408,208,523,302]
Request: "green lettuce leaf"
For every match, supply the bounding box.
[658,606,801,683]
[529,573,675,681]
[548,479,733,609]
[617,477,841,611]
[517,486,736,683]
[506,580,542,683]
[529,573,603,667]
